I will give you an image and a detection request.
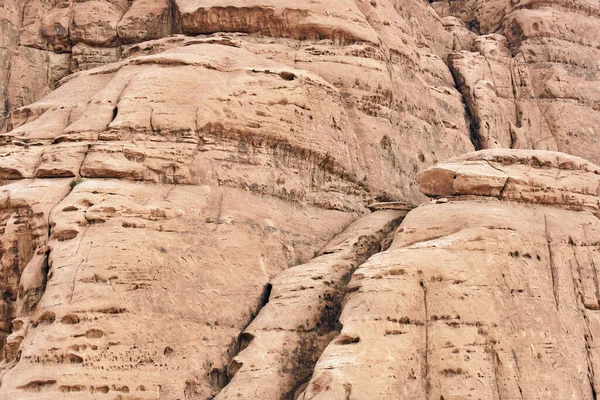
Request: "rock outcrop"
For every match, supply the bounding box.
[300,149,600,399]
[1,0,600,399]
[0,0,21,129]
[1,0,477,203]
[217,209,408,400]
[433,0,600,164]
[0,1,470,395]
[0,179,354,399]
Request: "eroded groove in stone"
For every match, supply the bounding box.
[2,0,477,203]
[0,179,72,383]
[0,1,599,399]
[216,209,407,400]
[0,180,356,398]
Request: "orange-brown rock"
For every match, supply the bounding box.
[1,0,476,202]
[0,180,354,399]
[217,209,407,400]
[1,0,600,399]
[0,0,22,129]
[301,149,600,399]
[433,0,600,164]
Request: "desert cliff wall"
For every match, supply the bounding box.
[0,1,599,399]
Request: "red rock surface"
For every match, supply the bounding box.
[0,1,600,399]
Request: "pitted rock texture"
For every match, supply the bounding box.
[0,179,354,399]
[0,1,474,395]
[1,0,476,203]
[0,180,72,381]
[6,0,600,187]
[4,41,370,211]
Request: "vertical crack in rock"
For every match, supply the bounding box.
[484,160,509,199]
[507,56,524,150]
[0,137,89,379]
[489,345,503,400]
[0,0,27,132]
[436,0,600,163]
[68,236,90,304]
[511,348,524,399]
[508,57,521,130]
[298,149,600,398]
[420,280,430,400]
[0,206,38,356]
[568,238,600,399]
[543,214,559,309]
[588,252,600,309]
[208,281,273,394]
[77,144,91,179]
[215,209,407,400]
[448,60,482,151]
[149,108,156,134]
[167,0,182,35]
[4,0,600,396]
[66,149,101,303]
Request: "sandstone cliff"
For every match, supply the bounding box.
[433,0,600,163]
[0,1,599,399]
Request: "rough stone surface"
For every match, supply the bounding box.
[433,0,600,164]
[1,0,476,202]
[1,0,600,399]
[0,180,352,399]
[300,149,600,399]
[0,0,21,129]
[217,210,406,400]
[417,149,600,214]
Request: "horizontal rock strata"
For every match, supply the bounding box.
[1,0,476,202]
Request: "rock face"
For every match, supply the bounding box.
[433,0,600,164]
[217,209,408,400]
[1,0,600,399]
[1,0,477,203]
[0,0,21,128]
[0,179,354,398]
[301,149,600,399]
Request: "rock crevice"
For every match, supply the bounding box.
[216,209,407,400]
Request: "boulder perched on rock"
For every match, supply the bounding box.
[417,149,600,214]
